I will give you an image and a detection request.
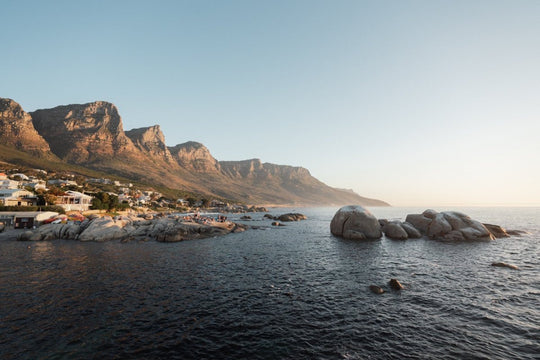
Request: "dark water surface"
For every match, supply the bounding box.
[1,207,539,359]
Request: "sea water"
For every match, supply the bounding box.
[0,207,538,359]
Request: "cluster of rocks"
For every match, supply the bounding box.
[263,213,308,222]
[17,214,246,243]
[331,205,522,241]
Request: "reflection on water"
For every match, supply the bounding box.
[0,207,538,359]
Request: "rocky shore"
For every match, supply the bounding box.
[12,214,247,243]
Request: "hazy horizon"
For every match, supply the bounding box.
[2,0,538,206]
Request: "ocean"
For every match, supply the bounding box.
[0,206,538,359]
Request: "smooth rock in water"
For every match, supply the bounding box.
[383,221,408,240]
[369,285,385,294]
[330,205,382,240]
[271,221,284,226]
[378,219,388,227]
[483,224,509,238]
[443,230,465,242]
[491,262,519,270]
[427,213,452,238]
[405,214,431,235]
[401,222,422,238]
[388,278,404,290]
[240,215,252,220]
[264,214,276,220]
[277,213,307,222]
[422,209,439,219]
[343,229,366,240]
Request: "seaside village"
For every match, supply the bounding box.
[0,167,264,231]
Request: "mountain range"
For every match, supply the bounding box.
[0,97,389,206]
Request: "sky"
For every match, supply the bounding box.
[1,0,539,206]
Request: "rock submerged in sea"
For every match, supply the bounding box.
[491,262,519,270]
[388,278,404,290]
[369,285,385,294]
[330,205,382,240]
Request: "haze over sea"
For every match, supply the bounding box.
[1,206,538,359]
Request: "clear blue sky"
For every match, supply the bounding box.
[2,0,539,206]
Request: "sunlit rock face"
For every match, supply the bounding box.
[330,205,382,240]
[31,101,139,162]
[0,98,52,155]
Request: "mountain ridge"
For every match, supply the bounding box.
[0,98,389,206]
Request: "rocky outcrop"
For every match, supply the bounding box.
[0,98,52,155]
[125,125,175,164]
[330,205,382,240]
[277,213,307,222]
[169,141,221,172]
[16,215,246,242]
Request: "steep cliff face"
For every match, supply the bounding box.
[31,101,138,163]
[125,125,175,164]
[0,98,52,155]
[169,141,221,173]
[220,159,264,178]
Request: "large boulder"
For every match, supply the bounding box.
[405,214,431,234]
[330,205,382,240]
[78,216,129,242]
[382,221,408,240]
[401,222,422,238]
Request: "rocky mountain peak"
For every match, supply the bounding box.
[0,98,51,155]
[31,101,136,162]
[169,141,221,172]
[125,125,174,163]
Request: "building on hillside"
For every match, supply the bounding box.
[0,179,20,189]
[210,200,227,207]
[88,178,111,185]
[23,180,47,191]
[48,179,78,187]
[55,191,93,211]
[10,173,30,181]
[177,199,190,207]
[0,211,59,229]
[0,189,37,206]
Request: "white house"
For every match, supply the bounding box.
[24,180,47,191]
[0,179,20,189]
[55,191,93,211]
[0,189,37,206]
